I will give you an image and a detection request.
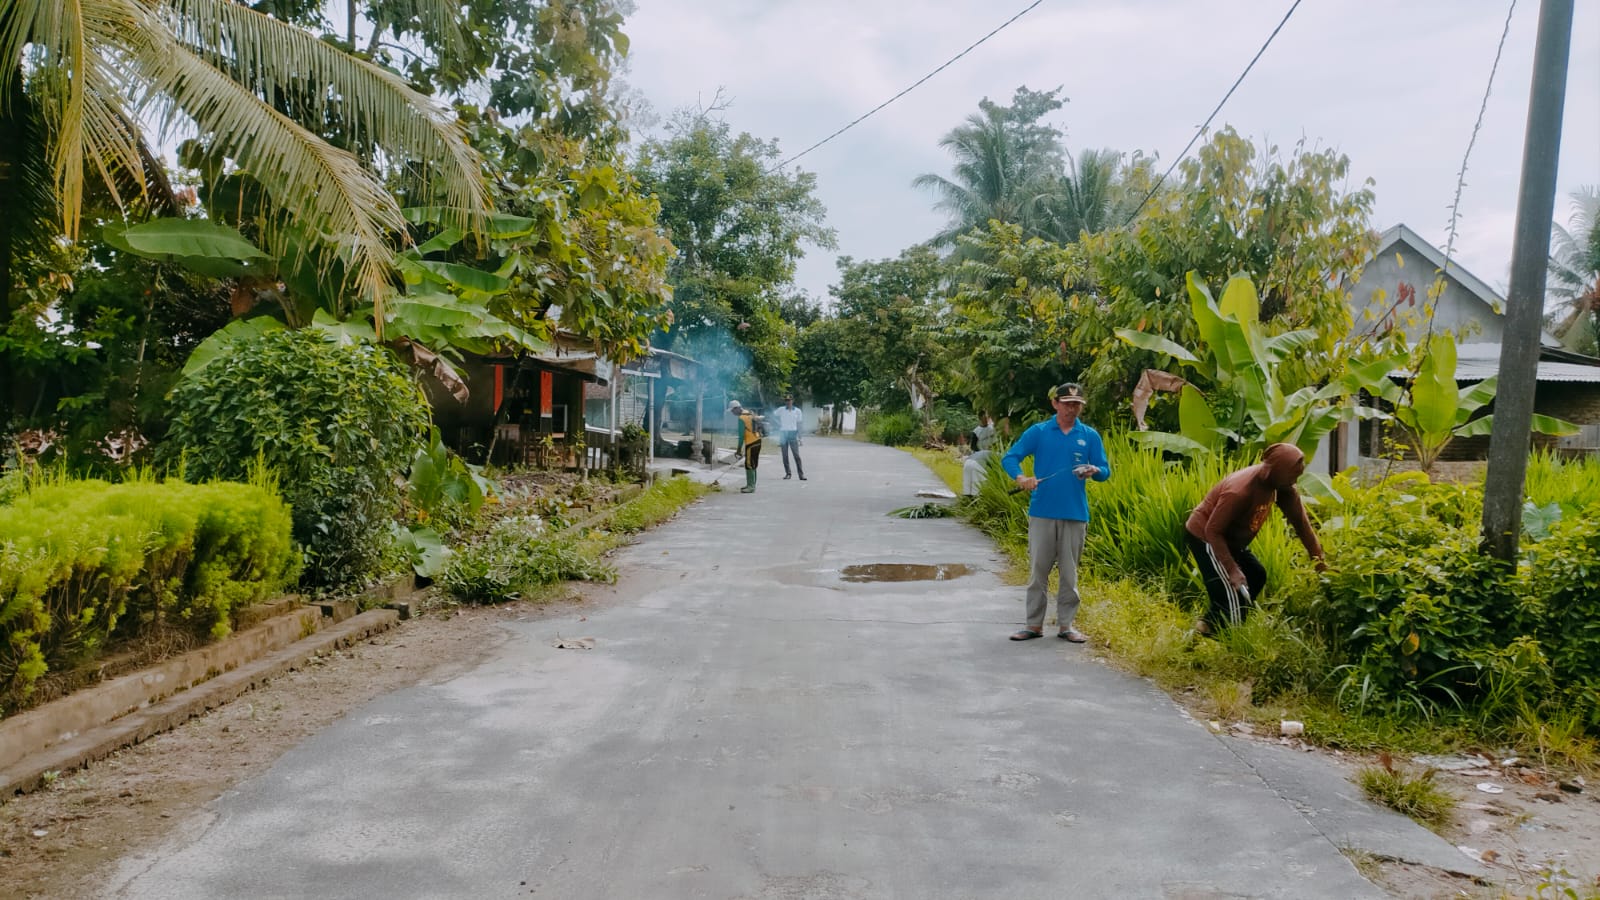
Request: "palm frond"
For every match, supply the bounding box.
[129,33,404,311]
[161,0,485,234]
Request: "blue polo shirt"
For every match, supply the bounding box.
[1001,419,1111,522]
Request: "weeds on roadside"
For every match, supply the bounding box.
[601,477,709,534]
[1355,752,1456,829]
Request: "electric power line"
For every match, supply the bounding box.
[768,0,1045,173]
[1121,0,1304,226]
[1442,0,1519,268]
[1358,0,1518,343]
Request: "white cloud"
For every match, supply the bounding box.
[623,0,1600,304]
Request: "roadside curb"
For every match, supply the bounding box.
[1,609,400,798]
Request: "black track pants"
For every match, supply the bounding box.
[1185,532,1266,628]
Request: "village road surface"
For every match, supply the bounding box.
[110,437,1387,899]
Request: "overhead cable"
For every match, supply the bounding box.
[769,0,1045,173]
[1120,0,1304,225]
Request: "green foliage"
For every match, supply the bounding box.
[1373,334,1577,473]
[865,411,922,447]
[792,318,871,413]
[634,112,836,392]
[1116,272,1401,460]
[1525,501,1600,728]
[600,476,708,534]
[912,86,1068,247]
[0,475,297,706]
[945,224,1093,421]
[454,112,677,363]
[1355,758,1456,829]
[1086,129,1377,405]
[406,428,495,534]
[3,0,490,318]
[165,329,430,588]
[443,515,615,604]
[828,246,947,412]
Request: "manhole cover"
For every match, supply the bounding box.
[839,563,974,583]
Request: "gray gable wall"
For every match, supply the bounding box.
[1349,224,1507,345]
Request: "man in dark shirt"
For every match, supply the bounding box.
[1185,443,1326,632]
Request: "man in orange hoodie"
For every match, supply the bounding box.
[1185,443,1326,632]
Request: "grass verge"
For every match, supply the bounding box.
[903,448,1596,767]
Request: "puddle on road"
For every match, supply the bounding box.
[839,563,974,583]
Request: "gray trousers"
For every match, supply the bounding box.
[1025,517,1087,631]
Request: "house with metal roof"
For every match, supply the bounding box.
[1322,224,1600,472]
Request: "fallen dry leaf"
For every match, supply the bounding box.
[552,636,596,650]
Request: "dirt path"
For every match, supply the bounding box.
[0,592,598,900]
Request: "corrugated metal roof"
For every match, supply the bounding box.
[1391,342,1600,384]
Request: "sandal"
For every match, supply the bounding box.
[1058,628,1088,643]
[1009,629,1044,641]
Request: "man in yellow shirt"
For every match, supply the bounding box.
[728,401,763,493]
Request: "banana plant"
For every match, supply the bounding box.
[1374,334,1578,475]
[107,216,549,397]
[1116,271,1404,460]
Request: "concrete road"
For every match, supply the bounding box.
[112,437,1388,899]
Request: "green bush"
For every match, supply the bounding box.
[866,411,921,447]
[1525,501,1600,726]
[165,330,430,588]
[929,401,978,446]
[0,476,297,706]
[442,515,615,604]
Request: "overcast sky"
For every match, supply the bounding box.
[620,0,1600,307]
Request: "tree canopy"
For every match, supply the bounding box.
[633,111,835,395]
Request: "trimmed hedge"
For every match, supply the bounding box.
[0,478,298,707]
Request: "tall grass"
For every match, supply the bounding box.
[1525,450,1600,511]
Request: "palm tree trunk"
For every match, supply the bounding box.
[0,72,24,426]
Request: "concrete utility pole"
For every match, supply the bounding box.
[1482,0,1574,561]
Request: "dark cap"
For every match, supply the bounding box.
[1053,382,1087,403]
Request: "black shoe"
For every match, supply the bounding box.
[798,475,807,481]
[783,474,792,480]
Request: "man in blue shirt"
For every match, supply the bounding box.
[1001,383,1111,643]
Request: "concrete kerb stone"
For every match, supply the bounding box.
[1,609,400,799]
[0,606,325,776]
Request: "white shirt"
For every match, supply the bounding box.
[773,405,804,433]
[974,423,996,451]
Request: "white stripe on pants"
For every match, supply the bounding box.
[1025,516,1087,631]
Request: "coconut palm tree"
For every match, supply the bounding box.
[912,87,1066,250]
[1036,147,1150,243]
[0,0,489,315]
[1547,186,1600,354]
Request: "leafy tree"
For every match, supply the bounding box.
[1116,272,1401,461]
[634,112,835,395]
[1083,127,1377,408]
[1037,148,1153,243]
[944,223,1093,421]
[1371,334,1577,475]
[829,247,946,413]
[792,317,869,428]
